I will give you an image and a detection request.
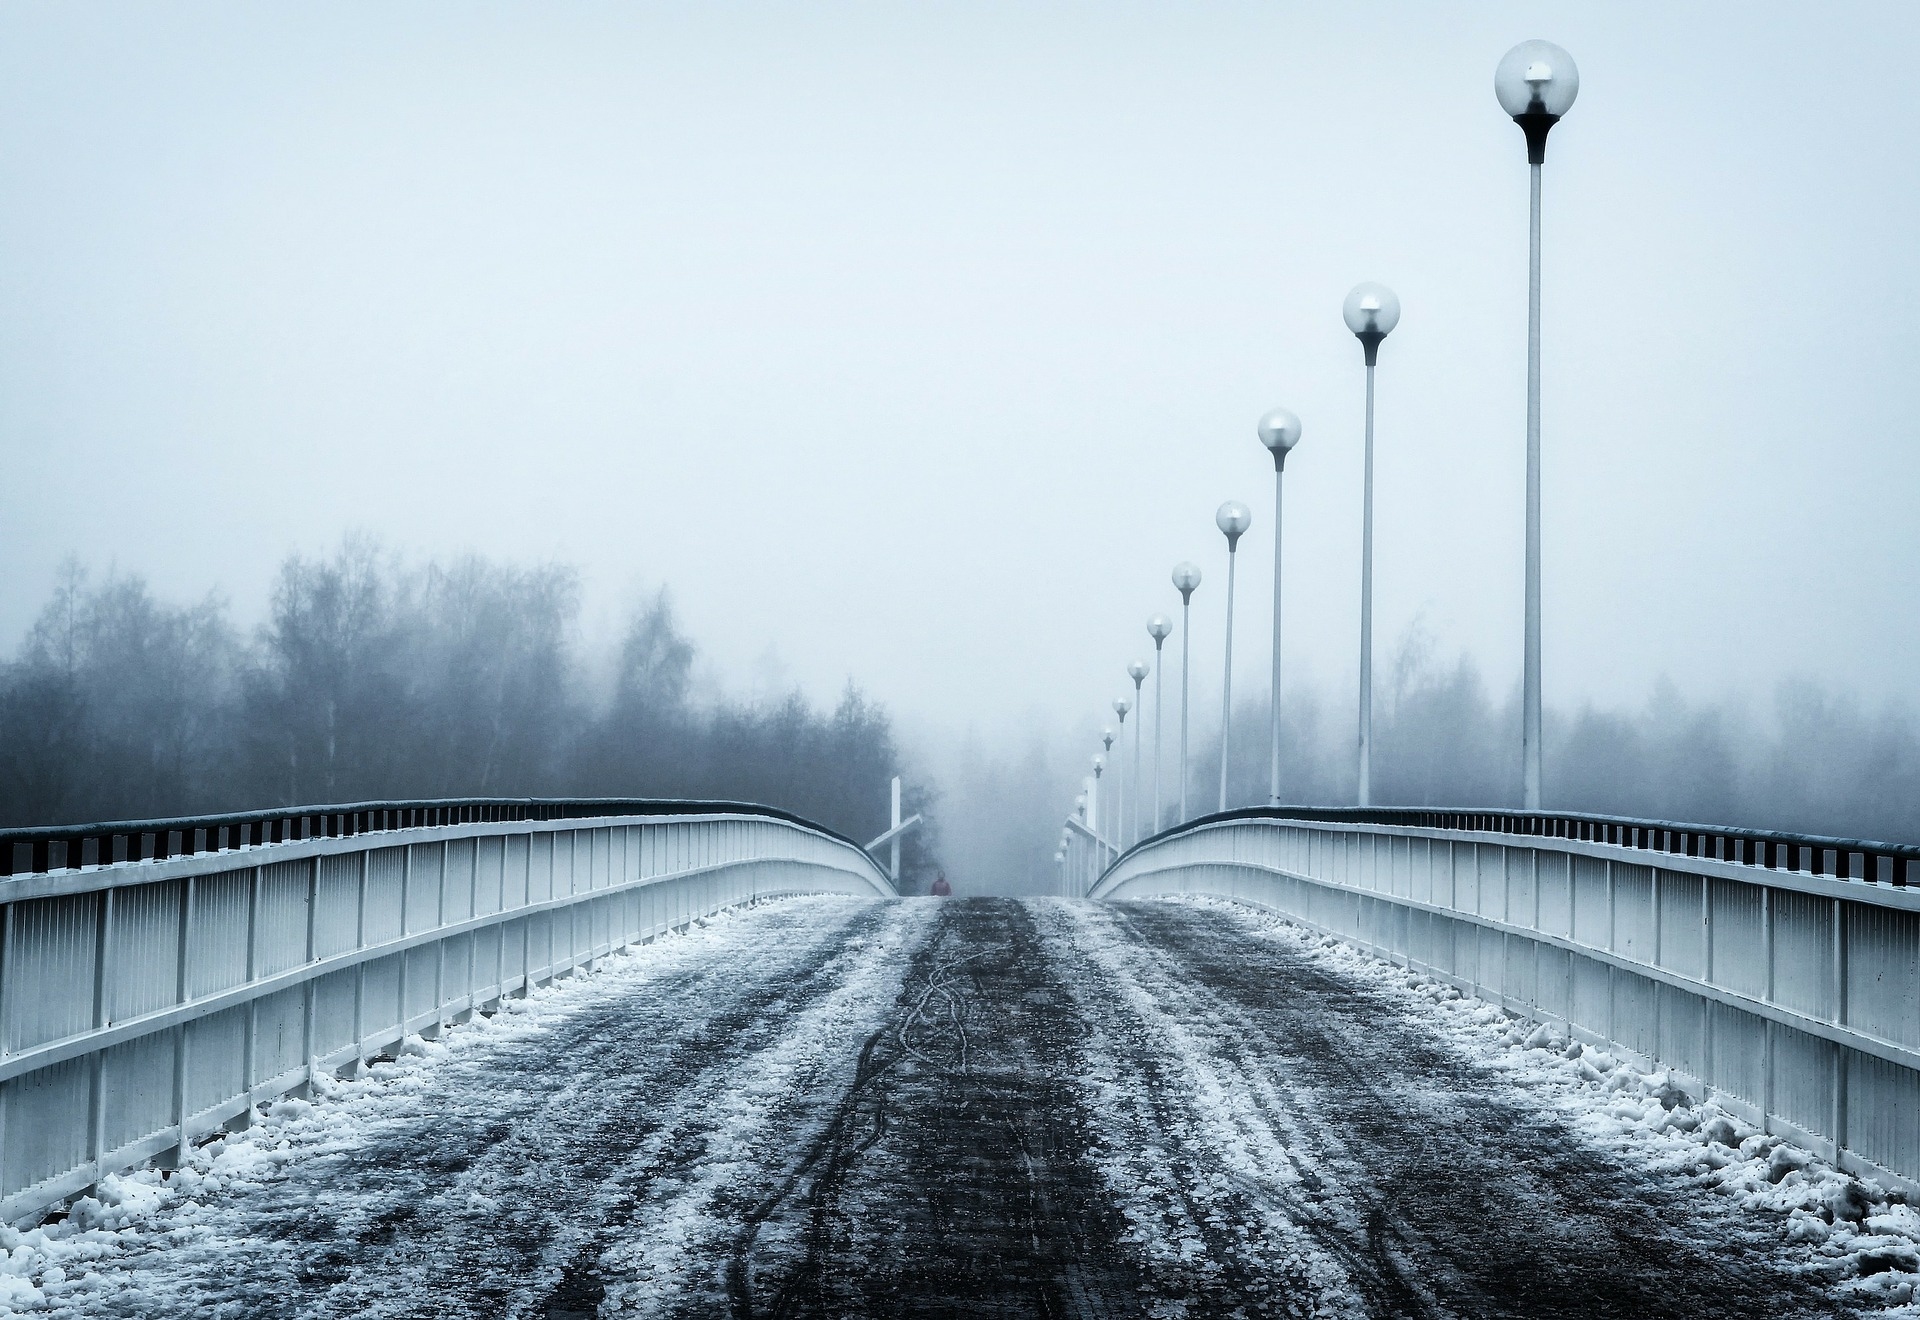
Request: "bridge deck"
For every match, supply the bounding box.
[43,897,1845,1318]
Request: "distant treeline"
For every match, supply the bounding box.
[1197,625,1920,846]
[0,540,939,884]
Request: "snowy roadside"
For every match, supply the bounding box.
[1175,894,1920,1315]
[0,896,884,1319]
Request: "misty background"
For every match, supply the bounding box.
[2,4,1917,891]
[0,542,941,884]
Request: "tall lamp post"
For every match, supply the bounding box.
[1215,500,1252,813]
[1256,408,1302,808]
[1126,661,1148,843]
[1093,750,1108,851]
[1111,698,1131,848]
[1342,284,1399,808]
[1171,564,1201,822]
[1074,789,1089,889]
[1496,39,1578,811]
[1146,617,1171,832]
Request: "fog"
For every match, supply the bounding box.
[2,5,1917,891]
[0,544,939,885]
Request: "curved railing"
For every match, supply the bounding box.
[0,799,893,1223]
[1090,805,1920,1195]
[0,797,883,878]
[1097,803,1920,891]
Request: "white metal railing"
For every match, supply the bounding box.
[0,803,893,1223]
[1059,817,1117,897]
[1094,810,1920,1195]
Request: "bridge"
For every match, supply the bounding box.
[0,796,1914,1316]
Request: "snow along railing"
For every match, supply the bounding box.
[1091,805,1920,1195]
[0,798,894,1224]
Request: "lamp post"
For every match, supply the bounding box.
[1146,617,1171,833]
[1496,39,1578,811]
[1341,284,1398,808]
[1111,699,1131,847]
[1214,501,1252,812]
[1127,660,1148,842]
[1171,565,1201,822]
[1256,408,1302,808]
[1093,750,1108,851]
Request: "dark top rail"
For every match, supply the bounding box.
[0,798,879,880]
[1109,804,1920,888]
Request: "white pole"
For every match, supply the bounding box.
[1269,466,1285,806]
[889,775,902,883]
[1218,545,1238,814]
[1152,638,1166,833]
[1180,597,1192,822]
[1131,672,1145,843]
[1523,159,1544,811]
[1359,360,1375,808]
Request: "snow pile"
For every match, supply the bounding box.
[1186,895,1920,1314]
[0,897,860,1319]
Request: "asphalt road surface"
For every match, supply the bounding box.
[65,896,1848,1319]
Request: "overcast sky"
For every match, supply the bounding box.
[2,2,1916,752]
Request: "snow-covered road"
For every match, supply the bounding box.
[9,895,1896,1318]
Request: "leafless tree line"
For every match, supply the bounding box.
[0,539,940,885]
[1199,624,1920,846]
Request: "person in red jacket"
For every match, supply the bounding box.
[930,872,952,897]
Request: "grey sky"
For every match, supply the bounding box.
[2,3,1915,750]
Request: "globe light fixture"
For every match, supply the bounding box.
[1495,40,1579,163]
[1341,284,1401,365]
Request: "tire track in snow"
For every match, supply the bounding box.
[1052,898,1852,1319]
[720,898,1151,1318]
[66,896,927,1320]
[1035,900,1394,1318]
[555,899,940,1316]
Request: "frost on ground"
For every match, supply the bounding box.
[1167,894,1920,1316]
[0,894,933,1320]
[1039,896,1856,1318]
[6,891,1900,1318]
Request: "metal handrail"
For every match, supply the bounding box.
[1106,803,1920,888]
[0,800,890,1224]
[0,797,883,879]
